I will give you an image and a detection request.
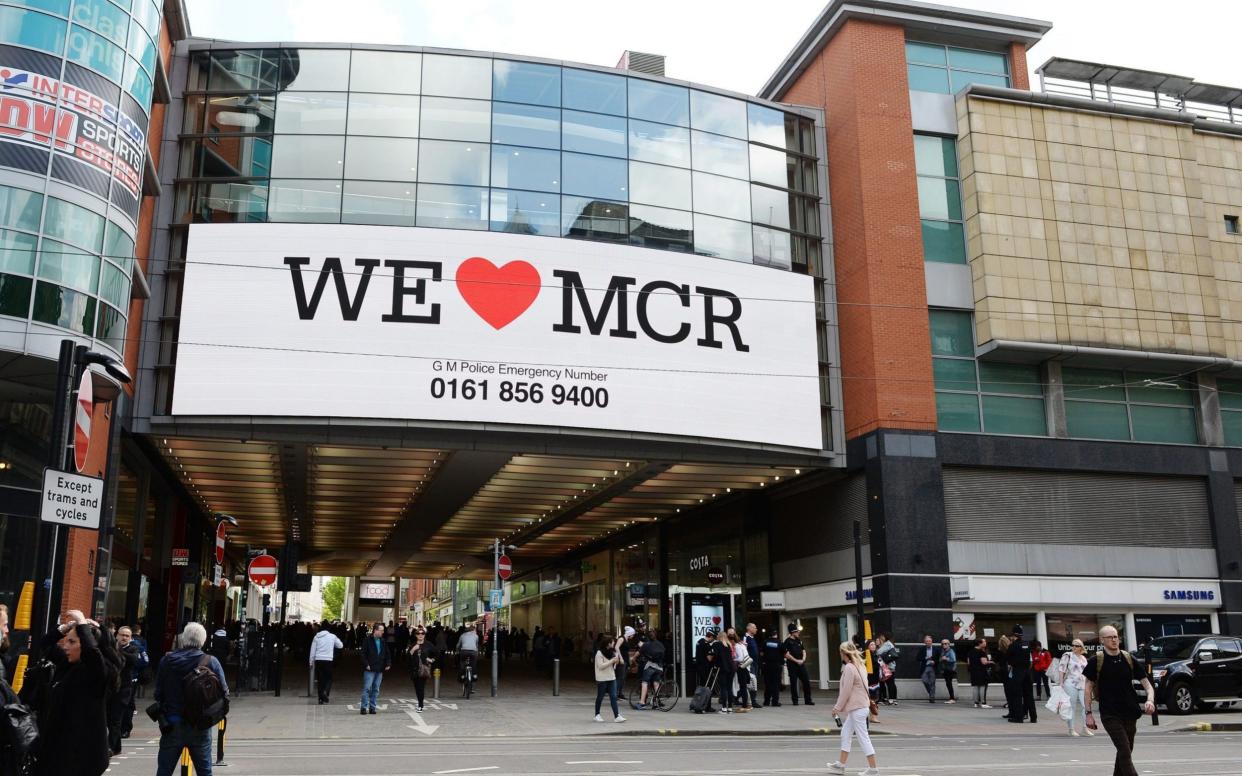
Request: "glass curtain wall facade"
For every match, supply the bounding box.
[175,47,822,272]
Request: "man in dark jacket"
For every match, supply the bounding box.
[742,623,761,709]
[784,623,814,705]
[918,634,942,703]
[359,623,391,715]
[154,622,229,776]
[761,628,786,706]
[1005,625,1036,723]
[108,625,143,754]
[693,629,716,689]
[210,626,230,665]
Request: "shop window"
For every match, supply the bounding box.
[915,134,966,264]
[1063,368,1199,444]
[906,41,1009,94]
[1046,613,1126,656]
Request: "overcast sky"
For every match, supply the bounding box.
[183,0,1239,97]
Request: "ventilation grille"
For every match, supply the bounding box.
[943,468,1212,548]
[616,50,665,77]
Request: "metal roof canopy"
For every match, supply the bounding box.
[1037,57,1195,95]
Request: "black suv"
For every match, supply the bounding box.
[1143,634,1242,714]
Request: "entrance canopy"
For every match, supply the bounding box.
[154,435,815,578]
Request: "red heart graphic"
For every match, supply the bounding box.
[712,616,721,625]
[455,257,541,330]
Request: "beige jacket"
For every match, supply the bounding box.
[833,661,871,715]
[594,650,619,682]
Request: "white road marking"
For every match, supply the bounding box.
[564,761,644,764]
[432,768,499,775]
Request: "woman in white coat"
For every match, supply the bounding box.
[1057,639,1093,736]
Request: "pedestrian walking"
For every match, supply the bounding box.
[827,641,880,776]
[938,638,958,703]
[713,629,736,712]
[743,623,762,709]
[1005,625,1036,723]
[729,628,753,710]
[917,634,941,703]
[875,634,899,704]
[593,634,626,723]
[407,628,438,712]
[1084,625,1153,776]
[309,621,344,704]
[968,637,993,708]
[359,623,391,715]
[1058,638,1092,736]
[152,622,229,776]
[615,626,636,699]
[784,623,814,705]
[997,633,1012,710]
[108,625,143,754]
[761,628,785,707]
[1031,639,1053,700]
[694,628,716,697]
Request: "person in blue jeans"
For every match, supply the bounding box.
[154,622,229,776]
[360,623,391,714]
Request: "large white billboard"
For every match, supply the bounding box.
[174,224,823,449]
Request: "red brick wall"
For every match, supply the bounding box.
[1009,42,1030,90]
[784,19,936,439]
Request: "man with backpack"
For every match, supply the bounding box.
[1084,625,1155,776]
[154,622,230,776]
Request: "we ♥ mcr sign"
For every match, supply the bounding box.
[173,224,822,449]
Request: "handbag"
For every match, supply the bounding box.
[418,663,431,679]
[0,678,37,758]
[869,699,880,721]
[780,665,790,687]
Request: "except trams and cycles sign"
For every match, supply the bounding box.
[173,224,823,449]
[40,468,103,530]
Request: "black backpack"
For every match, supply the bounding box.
[182,655,229,730]
[0,674,37,774]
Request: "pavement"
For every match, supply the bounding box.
[100,651,1242,775]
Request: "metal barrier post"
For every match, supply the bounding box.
[553,658,560,696]
[308,663,314,701]
[215,717,228,766]
[433,667,440,699]
[180,746,192,775]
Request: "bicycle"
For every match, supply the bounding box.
[458,651,477,699]
[628,664,678,711]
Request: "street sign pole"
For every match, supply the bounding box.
[32,340,77,640]
[491,538,499,697]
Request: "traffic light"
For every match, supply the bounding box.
[262,593,271,609]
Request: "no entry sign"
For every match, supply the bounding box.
[497,554,512,580]
[73,370,92,472]
[248,553,278,587]
[215,521,228,566]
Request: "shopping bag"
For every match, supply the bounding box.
[780,665,790,687]
[1045,685,1072,721]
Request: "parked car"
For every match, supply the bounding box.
[1141,634,1242,714]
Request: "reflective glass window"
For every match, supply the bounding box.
[929,309,973,356]
[934,357,977,392]
[98,260,127,307]
[917,177,962,220]
[281,49,349,90]
[350,50,420,93]
[267,179,342,223]
[0,273,32,317]
[342,181,415,226]
[0,185,43,232]
[183,181,269,223]
[561,152,627,201]
[32,281,94,333]
[490,145,559,193]
[749,144,788,188]
[750,184,790,229]
[95,302,124,351]
[689,90,747,139]
[563,68,626,115]
[692,172,748,221]
[947,48,1008,75]
[345,137,418,181]
[11,0,70,14]
[103,222,133,271]
[628,79,688,127]
[753,225,791,270]
[131,0,160,35]
[420,96,491,142]
[691,131,748,179]
[71,0,127,44]
[421,54,491,99]
[628,120,689,167]
[914,135,957,177]
[562,110,626,157]
[492,102,559,149]
[418,140,489,186]
[0,6,67,55]
[906,41,947,66]
[1062,368,1126,402]
[949,70,1009,91]
[693,214,751,262]
[982,395,1046,435]
[347,93,419,137]
[629,204,691,252]
[561,196,627,242]
[208,49,280,91]
[416,184,487,230]
[978,362,1042,396]
[747,103,785,147]
[0,230,37,274]
[274,92,347,134]
[122,57,152,110]
[37,239,97,292]
[922,222,966,262]
[193,94,275,134]
[1065,401,1129,440]
[908,64,950,93]
[493,60,560,107]
[126,22,156,74]
[936,391,981,432]
[271,135,344,178]
[67,24,124,80]
[629,162,690,211]
[490,188,559,236]
[44,198,104,251]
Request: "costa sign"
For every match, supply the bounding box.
[174,224,822,449]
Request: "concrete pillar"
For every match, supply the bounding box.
[818,615,831,688]
[1035,611,1048,648]
[1124,613,1137,651]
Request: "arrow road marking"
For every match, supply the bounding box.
[401,704,440,736]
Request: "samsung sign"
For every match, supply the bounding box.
[1162,589,1217,601]
[174,224,823,448]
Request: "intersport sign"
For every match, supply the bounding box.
[173,224,822,449]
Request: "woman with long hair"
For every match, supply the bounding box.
[407,627,438,712]
[827,641,879,776]
[727,628,752,711]
[713,629,735,713]
[1058,639,1092,736]
[968,637,993,708]
[996,634,1013,712]
[592,633,625,723]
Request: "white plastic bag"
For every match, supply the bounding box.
[1045,685,1072,721]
